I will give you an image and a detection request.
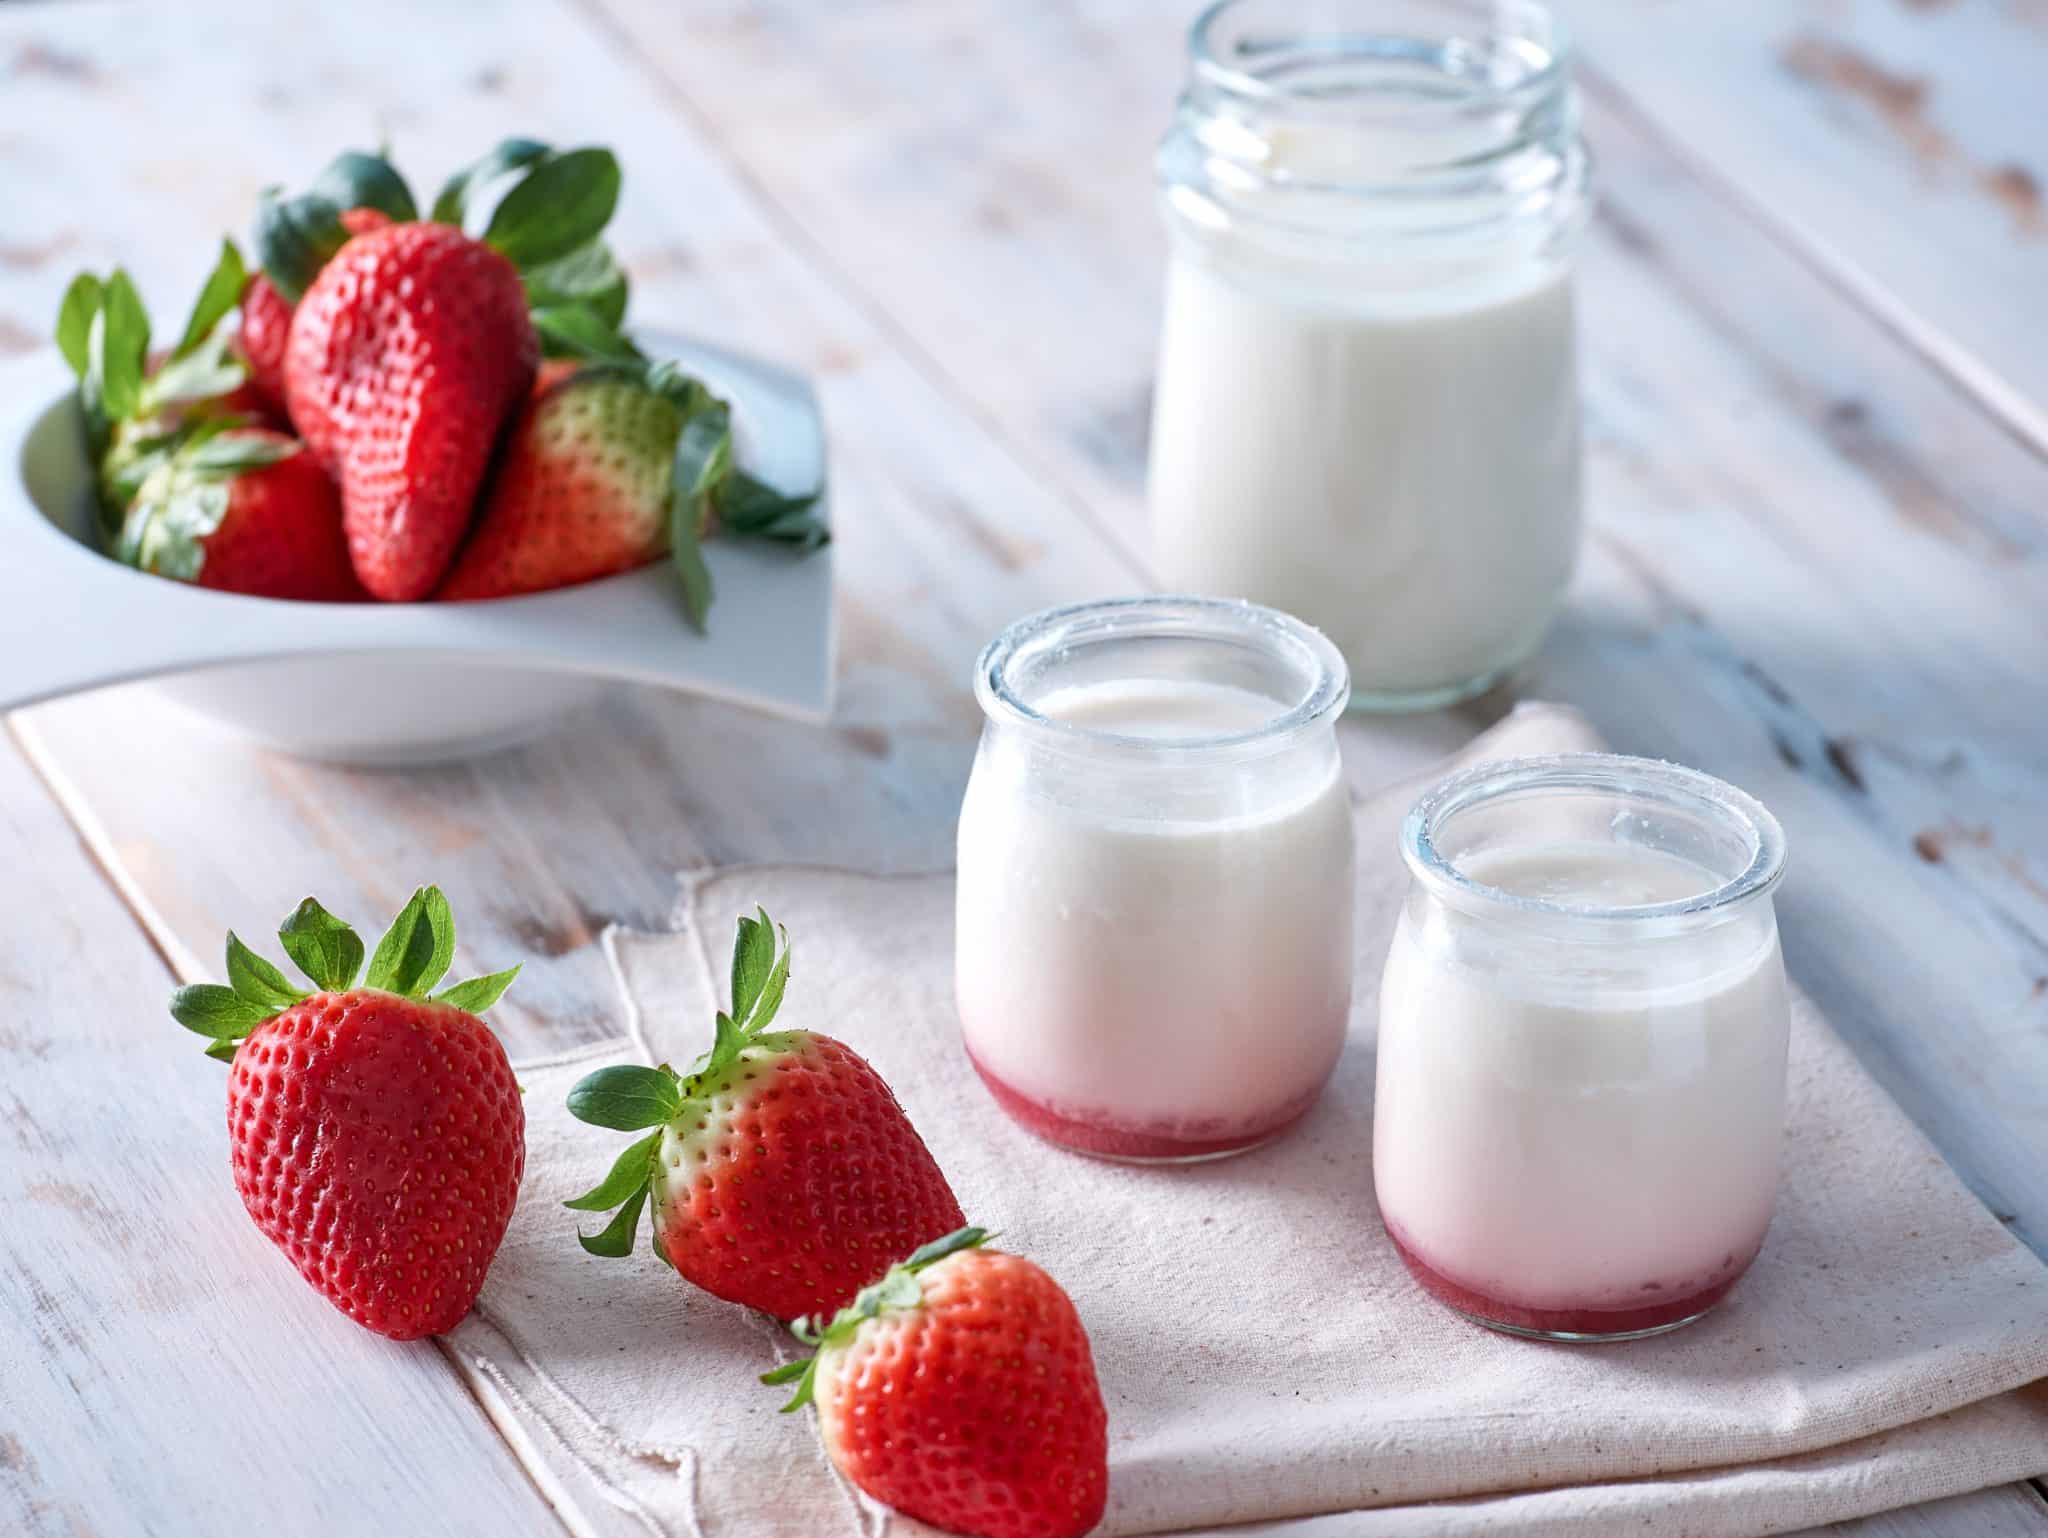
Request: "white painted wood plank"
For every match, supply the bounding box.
[1565,0,2048,451]
[0,737,569,1538]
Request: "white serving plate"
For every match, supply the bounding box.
[0,333,834,764]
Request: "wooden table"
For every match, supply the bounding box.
[2,2,2044,1533]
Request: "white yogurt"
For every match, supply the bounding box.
[1150,0,1590,709]
[1374,839,1789,1322]
[956,672,1354,1157]
[1151,260,1581,703]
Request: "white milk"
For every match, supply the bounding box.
[955,676,1354,1144]
[1374,840,1788,1311]
[1150,257,1581,704]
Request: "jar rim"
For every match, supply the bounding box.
[1401,753,1787,931]
[1186,0,1573,118]
[974,595,1350,760]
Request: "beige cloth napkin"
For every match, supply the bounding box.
[450,704,2048,1538]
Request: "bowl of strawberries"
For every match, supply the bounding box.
[1,141,832,764]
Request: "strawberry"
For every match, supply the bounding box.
[268,143,623,599]
[531,357,584,398]
[444,312,827,622]
[763,1228,1110,1538]
[117,426,364,601]
[57,241,269,525]
[238,209,391,412]
[282,220,536,599]
[170,887,525,1340]
[236,273,294,412]
[564,909,964,1321]
[436,366,692,601]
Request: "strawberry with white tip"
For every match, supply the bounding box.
[564,909,963,1320]
[438,314,827,624]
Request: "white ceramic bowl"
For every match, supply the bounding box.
[0,334,834,764]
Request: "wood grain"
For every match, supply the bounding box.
[1567,0,2048,452]
[0,738,570,1537]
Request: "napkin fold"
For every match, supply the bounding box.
[450,704,2048,1538]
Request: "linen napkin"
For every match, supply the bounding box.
[449,704,2048,1538]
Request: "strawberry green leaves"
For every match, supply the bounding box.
[564,907,795,1264]
[256,148,417,301]
[435,138,626,328]
[523,239,629,333]
[255,189,354,305]
[762,1228,993,1412]
[668,397,726,631]
[563,1129,663,1258]
[170,887,520,1062]
[115,427,297,579]
[530,304,645,366]
[695,909,792,1080]
[566,1065,685,1130]
[279,897,366,992]
[55,267,150,445]
[172,238,249,358]
[58,241,254,497]
[562,1073,677,1259]
[430,137,550,226]
[434,968,522,1014]
[365,885,456,996]
[54,274,103,381]
[309,149,419,224]
[484,147,621,269]
[718,475,829,551]
[730,905,784,1024]
[225,932,308,1010]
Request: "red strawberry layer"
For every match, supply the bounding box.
[1383,1218,1763,1338]
[966,1047,1323,1162]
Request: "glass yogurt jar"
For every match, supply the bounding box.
[956,597,1354,1162]
[1373,755,1790,1340]
[1150,0,1590,711]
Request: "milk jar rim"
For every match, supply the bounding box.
[1402,753,1788,938]
[973,595,1351,765]
[1186,0,1575,118]
[1162,0,1593,271]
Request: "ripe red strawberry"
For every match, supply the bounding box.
[763,1228,1109,1538]
[284,219,537,599]
[565,909,964,1321]
[239,208,390,412]
[118,426,364,601]
[170,887,525,1339]
[237,274,294,411]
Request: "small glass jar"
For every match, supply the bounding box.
[1374,754,1790,1340]
[1149,0,1591,712]
[956,596,1354,1162]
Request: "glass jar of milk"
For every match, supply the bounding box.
[956,596,1354,1162]
[1375,755,1790,1340]
[1150,0,1591,711]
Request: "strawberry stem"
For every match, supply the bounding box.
[170,887,516,1063]
[761,1227,992,1413]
